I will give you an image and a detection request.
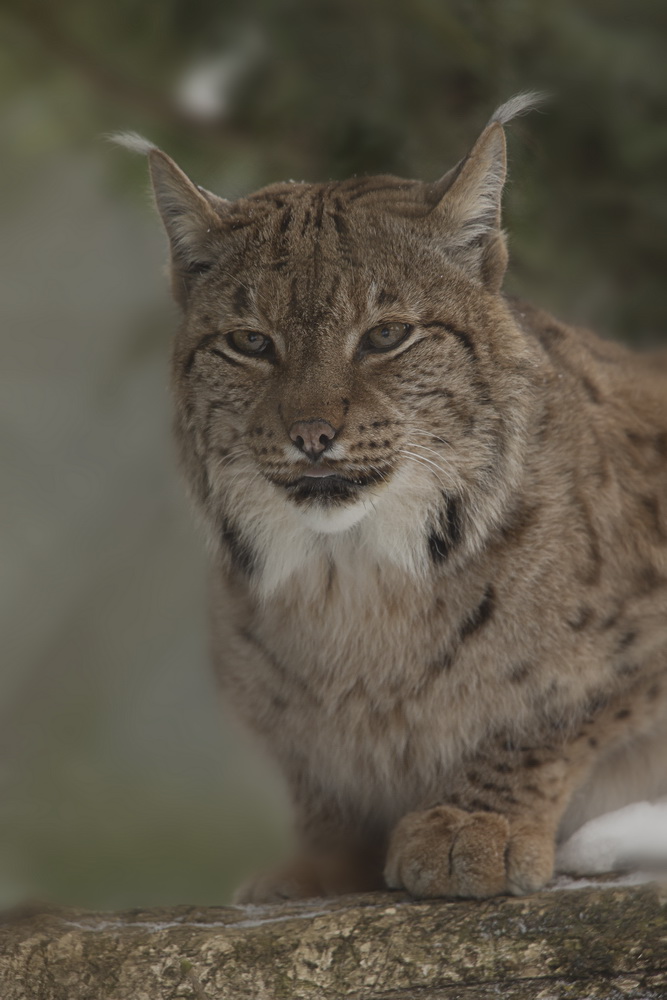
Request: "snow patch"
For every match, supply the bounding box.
[556,800,667,876]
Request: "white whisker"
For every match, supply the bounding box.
[399,449,451,491]
[408,441,458,477]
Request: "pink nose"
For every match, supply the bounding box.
[289,419,337,459]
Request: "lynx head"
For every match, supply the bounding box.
[119,95,540,594]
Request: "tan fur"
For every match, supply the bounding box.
[131,96,667,901]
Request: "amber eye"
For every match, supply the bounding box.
[362,322,412,353]
[226,330,272,356]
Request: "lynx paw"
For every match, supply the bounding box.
[384,805,554,899]
[233,861,322,904]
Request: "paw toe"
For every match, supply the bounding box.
[386,806,553,899]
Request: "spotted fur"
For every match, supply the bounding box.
[128,95,667,901]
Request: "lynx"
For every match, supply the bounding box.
[120,94,667,902]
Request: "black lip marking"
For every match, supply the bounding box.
[287,476,364,504]
[268,468,388,504]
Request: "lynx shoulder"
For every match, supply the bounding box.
[120,95,667,901]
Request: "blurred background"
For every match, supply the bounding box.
[1,0,666,910]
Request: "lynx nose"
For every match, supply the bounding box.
[289,419,337,460]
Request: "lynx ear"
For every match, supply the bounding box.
[428,93,542,291]
[112,133,229,306]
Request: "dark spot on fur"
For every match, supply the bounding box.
[424,321,477,363]
[232,284,250,313]
[581,376,602,403]
[542,324,566,343]
[331,211,347,235]
[617,630,638,651]
[220,518,255,575]
[427,651,453,676]
[414,387,455,402]
[647,683,661,701]
[640,495,666,541]
[568,606,593,631]
[460,584,495,640]
[636,564,666,594]
[313,190,325,229]
[278,206,293,233]
[347,182,412,202]
[428,532,449,564]
[601,610,622,631]
[228,218,255,232]
[509,662,531,684]
[324,273,341,307]
[325,560,336,598]
[584,693,608,718]
[498,501,539,548]
[588,737,598,748]
[469,799,494,813]
[571,491,603,585]
[443,493,462,548]
[288,275,300,312]
[494,762,513,774]
[615,708,632,720]
[377,288,398,306]
[428,494,463,565]
[524,756,541,769]
[183,350,197,376]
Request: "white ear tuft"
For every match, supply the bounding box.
[487,91,548,127]
[107,131,157,155]
[113,134,228,307]
[428,91,545,289]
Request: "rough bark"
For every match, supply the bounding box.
[1,877,666,999]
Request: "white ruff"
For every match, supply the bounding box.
[297,497,374,534]
[218,460,439,600]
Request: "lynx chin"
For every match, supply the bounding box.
[118,94,667,901]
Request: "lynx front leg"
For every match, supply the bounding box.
[384,688,656,899]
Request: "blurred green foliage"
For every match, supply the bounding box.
[3,0,667,340]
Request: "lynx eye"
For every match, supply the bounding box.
[226,330,272,356]
[362,322,412,353]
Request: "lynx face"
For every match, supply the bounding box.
[145,107,536,579]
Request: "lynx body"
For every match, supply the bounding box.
[125,97,667,900]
